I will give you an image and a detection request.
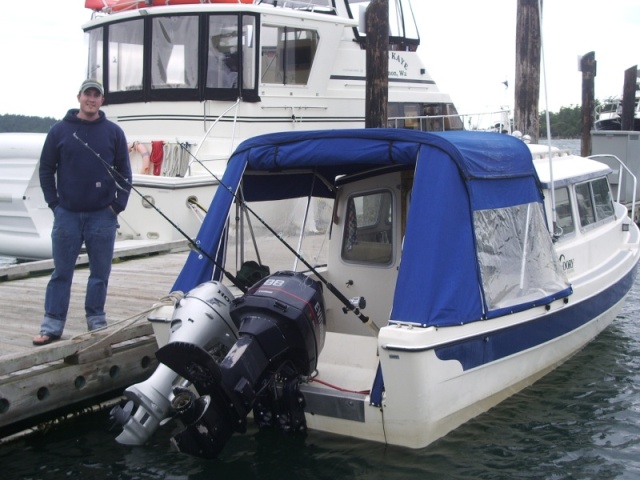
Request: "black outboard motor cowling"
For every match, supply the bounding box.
[156,271,326,459]
[231,269,326,374]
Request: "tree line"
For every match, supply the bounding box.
[539,104,583,139]
[0,114,59,133]
[1,106,587,138]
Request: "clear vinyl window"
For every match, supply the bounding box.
[107,20,144,92]
[475,202,569,311]
[342,191,393,264]
[207,15,239,88]
[151,15,199,89]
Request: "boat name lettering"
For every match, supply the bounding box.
[389,52,409,77]
[559,254,574,272]
[390,52,408,69]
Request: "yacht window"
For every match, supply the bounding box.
[402,103,420,129]
[107,20,144,92]
[87,28,103,87]
[341,191,393,264]
[591,177,615,220]
[242,16,257,90]
[576,183,595,226]
[207,15,239,88]
[151,16,199,89]
[387,102,464,131]
[554,187,575,237]
[261,25,318,85]
[348,0,420,49]
[576,177,614,228]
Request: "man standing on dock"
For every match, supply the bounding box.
[32,79,132,346]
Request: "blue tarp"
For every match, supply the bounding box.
[172,128,550,327]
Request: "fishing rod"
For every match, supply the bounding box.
[72,132,248,293]
[177,142,379,334]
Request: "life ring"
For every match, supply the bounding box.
[84,0,145,12]
[85,0,145,12]
[129,141,151,174]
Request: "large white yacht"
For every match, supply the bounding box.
[0,0,463,259]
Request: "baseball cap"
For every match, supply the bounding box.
[79,79,104,96]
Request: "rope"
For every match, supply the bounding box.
[70,291,184,354]
[162,143,190,177]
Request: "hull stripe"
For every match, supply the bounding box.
[434,267,637,370]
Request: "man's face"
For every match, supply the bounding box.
[77,88,104,117]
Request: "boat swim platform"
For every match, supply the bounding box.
[0,240,191,438]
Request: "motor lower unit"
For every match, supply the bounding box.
[111,281,239,445]
[156,271,326,459]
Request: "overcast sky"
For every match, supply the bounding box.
[0,1,638,118]
[414,0,640,115]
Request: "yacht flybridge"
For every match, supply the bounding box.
[0,0,463,259]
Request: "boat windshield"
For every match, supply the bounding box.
[346,0,419,49]
[86,12,261,104]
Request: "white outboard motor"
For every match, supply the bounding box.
[112,281,239,446]
[156,271,326,459]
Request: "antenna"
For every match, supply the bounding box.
[538,0,558,235]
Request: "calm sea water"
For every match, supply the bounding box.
[5,138,640,479]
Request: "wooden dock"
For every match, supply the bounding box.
[0,240,191,437]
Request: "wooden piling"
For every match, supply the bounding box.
[365,0,388,128]
[514,0,542,143]
[580,51,596,157]
[621,65,638,131]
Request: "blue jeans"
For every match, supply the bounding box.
[40,206,118,337]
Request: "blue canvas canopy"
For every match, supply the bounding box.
[172,128,571,327]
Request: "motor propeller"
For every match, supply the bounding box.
[109,400,134,429]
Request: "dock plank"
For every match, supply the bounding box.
[0,243,193,434]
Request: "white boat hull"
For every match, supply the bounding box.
[145,263,632,450]
[297,266,630,449]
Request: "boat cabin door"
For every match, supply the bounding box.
[325,171,408,336]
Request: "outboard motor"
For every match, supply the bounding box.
[112,281,239,446]
[156,271,326,459]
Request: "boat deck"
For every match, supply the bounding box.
[0,241,191,438]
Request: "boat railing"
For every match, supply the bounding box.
[89,0,337,16]
[388,109,512,133]
[256,0,336,12]
[186,98,242,175]
[589,153,637,218]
